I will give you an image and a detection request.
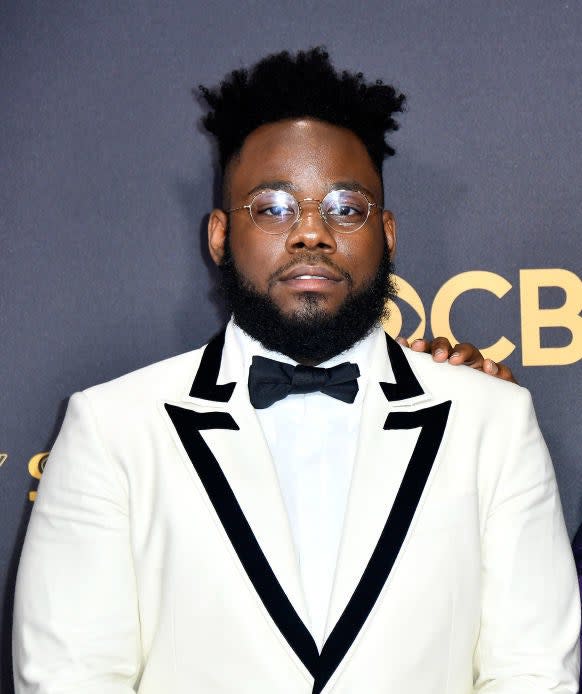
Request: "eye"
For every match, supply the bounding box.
[323,191,368,224]
[327,203,362,217]
[257,204,295,218]
[251,191,297,222]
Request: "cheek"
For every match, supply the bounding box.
[229,230,285,286]
[337,233,385,280]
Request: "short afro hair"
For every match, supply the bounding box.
[198,47,406,177]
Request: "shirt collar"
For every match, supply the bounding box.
[217,316,381,388]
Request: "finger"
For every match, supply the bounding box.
[409,338,429,352]
[484,359,518,384]
[483,358,499,375]
[429,336,454,361]
[448,342,484,368]
[395,336,410,347]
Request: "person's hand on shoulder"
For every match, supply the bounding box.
[396,336,517,384]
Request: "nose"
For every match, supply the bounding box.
[284,200,337,253]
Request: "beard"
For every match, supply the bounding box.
[218,236,397,364]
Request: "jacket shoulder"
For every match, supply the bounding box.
[403,347,531,411]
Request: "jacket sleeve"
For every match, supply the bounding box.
[473,387,580,692]
[13,391,141,693]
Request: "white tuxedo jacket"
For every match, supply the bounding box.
[13,328,580,693]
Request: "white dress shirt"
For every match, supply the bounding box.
[218,319,379,648]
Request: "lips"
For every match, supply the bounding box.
[279,264,343,283]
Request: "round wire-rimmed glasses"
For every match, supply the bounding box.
[226,188,382,235]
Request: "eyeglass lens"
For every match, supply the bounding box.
[250,190,370,234]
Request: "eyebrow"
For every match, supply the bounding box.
[245,179,378,202]
[245,180,299,198]
[331,180,377,201]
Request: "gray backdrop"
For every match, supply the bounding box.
[1,2,581,691]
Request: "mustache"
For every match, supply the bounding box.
[267,255,353,289]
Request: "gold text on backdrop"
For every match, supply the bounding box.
[383,269,581,365]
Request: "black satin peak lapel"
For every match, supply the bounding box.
[164,403,319,677]
[312,400,451,694]
[189,328,236,402]
[380,334,425,401]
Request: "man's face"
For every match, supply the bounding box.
[208,118,396,318]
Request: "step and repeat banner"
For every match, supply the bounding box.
[1,2,581,691]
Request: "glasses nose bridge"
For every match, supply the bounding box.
[296,197,326,226]
[287,196,336,250]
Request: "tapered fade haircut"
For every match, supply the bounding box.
[198,47,406,184]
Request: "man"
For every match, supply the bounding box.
[13,48,579,692]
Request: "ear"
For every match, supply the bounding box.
[382,209,397,259]
[208,209,228,265]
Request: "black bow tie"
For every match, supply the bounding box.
[248,355,360,409]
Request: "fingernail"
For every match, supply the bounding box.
[450,352,461,359]
[412,339,424,346]
[485,359,498,374]
[435,349,446,358]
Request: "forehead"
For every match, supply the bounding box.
[227,118,382,200]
